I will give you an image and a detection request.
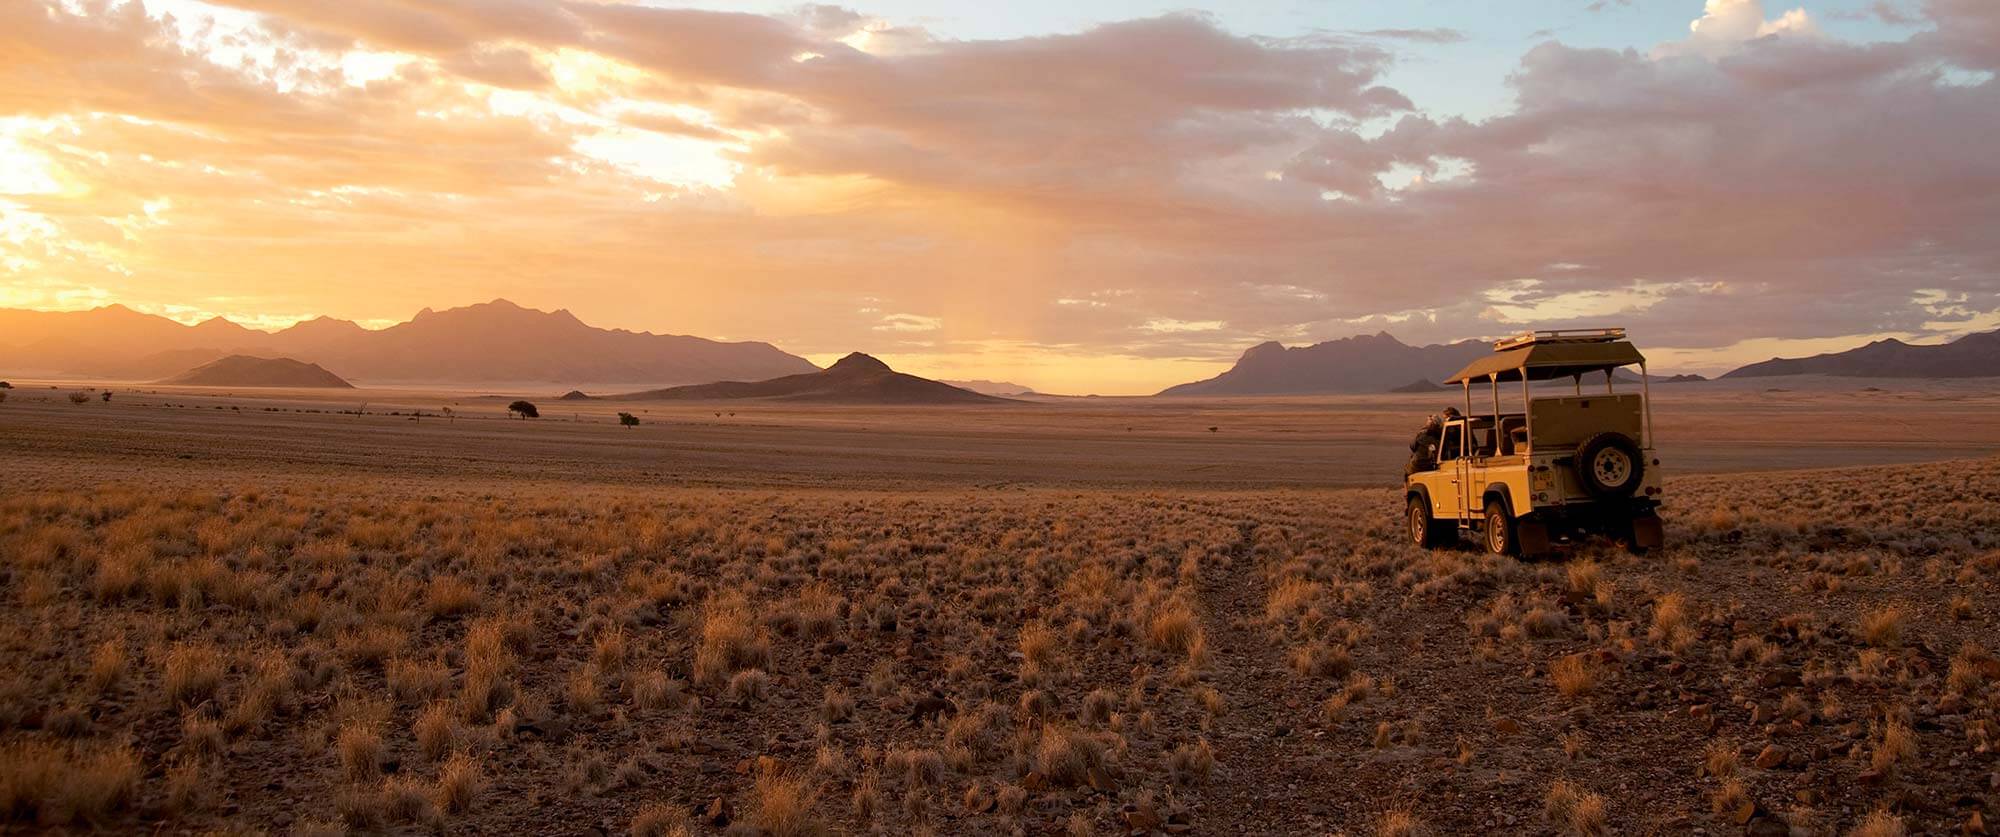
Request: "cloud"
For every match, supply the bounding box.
[0,0,1996,390]
[1347,28,1468,44]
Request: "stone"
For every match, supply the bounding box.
[704,796,732,828]
[1754,745,1788,769]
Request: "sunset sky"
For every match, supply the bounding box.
[3,0,1996,394]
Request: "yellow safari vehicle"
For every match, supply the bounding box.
[1405,328,1663,556]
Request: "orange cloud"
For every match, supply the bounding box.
[1,0,1996,393]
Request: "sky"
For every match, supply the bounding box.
[1,0,1996,394]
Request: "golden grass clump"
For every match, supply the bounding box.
[424,575,480,618]
[1289,641,1354,679]
[1701,739,1738,778]
[1550,653,1595,699]
[693,601,771,688]
[1847,810,1905,837]
[88,638,127,693]
[1376,807,1421,837]
[336,721,385,781]
[1146,599,1205,659]
[1869,719,1917,775]
[1859,607,1904,648]
[1035,724,1111,787]
[436,753,483,813]
[1543,779,1608,836]
[162,643,224,707]
[1168,738,1216,786]
[415,701,457,761]
[630,803,691,837]
[752,767,821,837]
[0,741,139,826]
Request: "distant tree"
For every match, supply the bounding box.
[67,391,90,404]
[101,391,112,402]
[441,406,455,423]
[619,412,639,428]
[507,400,539,419]
[0,381,12,388]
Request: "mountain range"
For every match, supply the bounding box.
[1158,327,1997,396]
[1722,329,2000,379]
[0,300,816,386]
[1159,333,1491,396]
[612,353,1008,404]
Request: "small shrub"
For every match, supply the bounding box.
[162,644,224,707]
[1859,608,1904,647]
[1550,654,1594,699]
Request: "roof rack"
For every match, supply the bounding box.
[1493,327,1627,352]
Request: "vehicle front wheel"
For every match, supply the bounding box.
[1484,500,1517,556]
[1408,496,1449,549]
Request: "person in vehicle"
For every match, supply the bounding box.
[1405,407,1461,476]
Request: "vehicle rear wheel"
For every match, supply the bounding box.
[1575,432,1645,498]
[1483,498,1516,556]
[1408,496,1449,549]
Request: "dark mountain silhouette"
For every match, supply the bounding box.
[944,379,1038,396]
[614,353,1008,404]
[0,299,816,386]
[1389,378,1450,393]
[1160,333,1491,396]
[1658,373,1707,383]
[558,390,593,401]
[1722,329,2000,379]
[159,355,353,388]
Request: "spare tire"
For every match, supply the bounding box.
[1575,432,1644,498]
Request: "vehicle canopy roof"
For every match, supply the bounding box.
[1445,328,1646,384]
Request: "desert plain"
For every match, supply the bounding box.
[2,378,1999,835]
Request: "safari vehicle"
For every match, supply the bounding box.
[1406,328,1663,556]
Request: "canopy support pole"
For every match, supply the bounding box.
[1523,374,1532,454]
[1640,362,1653,449]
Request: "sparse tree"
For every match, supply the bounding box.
[68,391,90,404]
[619,412,639,428]
[507,400,539,419]
[441,406,455,423]
[101,391,112,403]
[0,380,12,388]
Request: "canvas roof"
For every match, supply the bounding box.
[1445,340,1646,384]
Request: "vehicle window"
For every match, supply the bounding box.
[1439,426,1461,461]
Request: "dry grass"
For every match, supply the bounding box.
[436,754,483,813]
[753,767,822,837]
[0,741,139,826]
[336,722,384,781]
[1859,607,1905,647]
[161,643,223,707]
[1,447,1995,833]
[1550,654,1595,699]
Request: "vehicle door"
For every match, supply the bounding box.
[1438,422,1466,522]
[1464,418,1491,516]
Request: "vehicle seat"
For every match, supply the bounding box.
[1498,416,1527,455]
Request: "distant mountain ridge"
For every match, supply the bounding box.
[613,353,1008,404]
[1722,329,2000,379]
[944,379,1038,396]
[160,355,353,388]
[1160,333,1491,396]
[0,299,817,386]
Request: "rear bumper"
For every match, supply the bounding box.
[1525,498,1658,530]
